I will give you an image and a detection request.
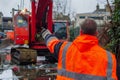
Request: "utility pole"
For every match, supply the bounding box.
[106,0,112,16]
[20,0,24,10]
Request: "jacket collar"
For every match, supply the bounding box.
[73,34,98,52]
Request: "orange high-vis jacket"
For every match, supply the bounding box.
[43,31,117,80]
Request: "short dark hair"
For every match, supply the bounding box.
[81,18,97,35]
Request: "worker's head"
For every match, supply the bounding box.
[80,18,97,36]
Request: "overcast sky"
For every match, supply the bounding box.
[0,0,111,17]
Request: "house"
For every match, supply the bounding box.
[0,17,13,31]
[75,4,111,27]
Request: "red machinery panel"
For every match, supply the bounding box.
[14,14,29,44]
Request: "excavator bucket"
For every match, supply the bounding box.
[11,48,37,65]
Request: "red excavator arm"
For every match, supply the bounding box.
[30,0,53,49]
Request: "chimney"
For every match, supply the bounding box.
[105,4,110,12]
[96,4,99,10]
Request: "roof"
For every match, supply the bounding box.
[76,12,110,18]
[93,9,106,14]
[54,12,70,21]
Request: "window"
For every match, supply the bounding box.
[88,16,103,20]
[16,15,28,27]
[53,22,67,39]
[107,16,111,20]
[79,16,85,19]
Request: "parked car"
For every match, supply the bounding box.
[0,32,7,39]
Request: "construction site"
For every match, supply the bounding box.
[0,0,119,80]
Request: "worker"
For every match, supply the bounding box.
[5,52,11,64]
[41,18,117,80]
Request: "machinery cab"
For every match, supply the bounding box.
[13,13,29,45]
[53,20,70,40]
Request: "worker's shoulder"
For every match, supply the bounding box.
[96,45,116,57]
[91,45,105,51]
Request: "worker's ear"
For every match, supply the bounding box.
[80,30,83,35]
[95,31,98,35]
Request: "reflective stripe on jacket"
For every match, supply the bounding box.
[44,34,117,80]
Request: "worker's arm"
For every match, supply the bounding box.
[41,28,64,59]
